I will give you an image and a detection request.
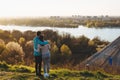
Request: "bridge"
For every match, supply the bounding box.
[80,36,120,74]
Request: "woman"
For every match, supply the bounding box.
[38,35,51,78]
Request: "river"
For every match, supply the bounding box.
[0,25,120,42]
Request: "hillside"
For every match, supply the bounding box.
[0,62,120,80]
[81,36,120,74]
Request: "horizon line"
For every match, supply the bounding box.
[0,15,120,18]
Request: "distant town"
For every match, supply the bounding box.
[50,15,120,21]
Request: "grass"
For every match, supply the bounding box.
[0,62,120,80]
[1,70,120,80]
[0,69,120,80]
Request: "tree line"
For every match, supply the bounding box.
[0,29,109,69]
[0,17,120,28]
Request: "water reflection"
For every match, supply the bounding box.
[0,25,120,42]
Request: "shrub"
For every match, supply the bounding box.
[0,39,5,55]
[1,42,25,64]
[60,44,72,55]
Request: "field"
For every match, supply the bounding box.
[0,62,120,80]
[1,70,120,80]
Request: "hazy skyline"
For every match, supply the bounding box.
[0,0,120,17]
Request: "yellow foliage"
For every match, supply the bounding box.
[96,47,102,52]
[52,44,59,53]
[1,41,24,64]
[19,37,25,44]
[60,44,72,55]
[88,40,94,46]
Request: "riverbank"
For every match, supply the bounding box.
[0,25,120,42]
[0,17,120,28]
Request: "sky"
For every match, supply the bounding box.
[0,0,120,17]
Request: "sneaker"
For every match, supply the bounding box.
[44,73,49,78]
[47,73,49,77]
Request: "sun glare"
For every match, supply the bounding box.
[0,0,120,17]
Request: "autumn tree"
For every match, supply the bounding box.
[0,39,6,61]
[60,44,72,56]
[50,41,60,64]
[0,39,5,54]
[19,37,26,48]
[24,40,34,65]
[51,42,59,54]
[11,30,23,41]
[88,40,95,46]
[23,31,36,41]
[1,41,24,64]
[19,37,25,44]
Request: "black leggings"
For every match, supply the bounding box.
[35,56,42,75]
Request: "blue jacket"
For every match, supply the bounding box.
[33,36,48,56]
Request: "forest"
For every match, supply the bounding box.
[0,29,109,69]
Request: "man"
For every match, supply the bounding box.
[33,31,48,76]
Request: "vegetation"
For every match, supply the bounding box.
[0,17,120,28]
[0,17,119,79]
[0,18,78,28]
[0,29,109,68]
[85,20,120,28]
[1,42,24,64]
[0,62,120,80]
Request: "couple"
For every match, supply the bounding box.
[33,31,50,77]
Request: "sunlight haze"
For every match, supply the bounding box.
[0,0,120,17]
